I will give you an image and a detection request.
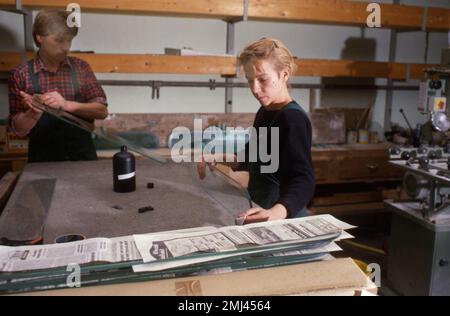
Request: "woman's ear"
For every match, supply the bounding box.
[281,69,290,82]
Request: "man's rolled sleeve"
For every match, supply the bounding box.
[8,70,26,118]
[8,69,28,136]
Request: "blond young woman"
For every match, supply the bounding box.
[234,38,315,224]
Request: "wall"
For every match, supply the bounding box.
[0,0,449,138]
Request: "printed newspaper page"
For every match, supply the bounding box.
[0,226,216,272]
[0,236,139,272]
[134,215,354,263]
[132,241,343,272]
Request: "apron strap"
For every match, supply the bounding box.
[28,58,81,101]
[69,62,81,102]
[27,60,41,94]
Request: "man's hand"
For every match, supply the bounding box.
[42,91,68,111]
[11,91,44,135]
[238,204,288,224]
[19,91,33,108]
[19,91,43,118]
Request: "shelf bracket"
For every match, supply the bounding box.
[421,0,429,32]
[151,81,161,100]
[16,0,34,53]
[224,21,236,113]
[242,0,249,22]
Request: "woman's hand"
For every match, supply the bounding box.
[238,203,288,224]
[196,155,217,180]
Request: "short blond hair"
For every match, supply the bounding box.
[238,38,297,77]
[33,10,78,47]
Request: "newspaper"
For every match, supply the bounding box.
[0,226,216,273]
[0,236,139,272]
[0,215,353,273]
[132,240,344,273]
[134,215,354,264]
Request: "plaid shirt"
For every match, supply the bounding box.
[8,55,107,134]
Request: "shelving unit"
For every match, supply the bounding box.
[0,1,447,110]
[0,1,447,102]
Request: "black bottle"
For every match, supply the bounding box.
[113,146,136,193]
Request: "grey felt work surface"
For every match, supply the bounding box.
[0,160,252,244]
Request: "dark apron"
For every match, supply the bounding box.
[27,60,97,162]
[247,103,308,218]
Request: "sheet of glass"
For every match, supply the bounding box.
[32,95,166,164]
[0,250,329,294]
[0,179,56,241]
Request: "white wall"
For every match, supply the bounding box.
[1,0,449,137]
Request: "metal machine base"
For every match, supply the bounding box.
[385,200,450,295]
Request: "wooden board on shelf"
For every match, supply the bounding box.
[0,0,244,19]
[78,54,237,75]
[1,0,448,31]
[0,52,434,80]
[296,59,430,80]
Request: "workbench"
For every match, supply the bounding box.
[0,159,249,244]
[0,143,404,220]
[0,159,379,296]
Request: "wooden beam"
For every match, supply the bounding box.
[0,52,433,80]
[1,0,244,18]
[0,0,448,31]
[72,54,237,75]
[0,0,14,6]
[0,52,33,72]
[249,0,425,29]
[0,52,236,75]
[296,60,404,80]
[410,63,431,80]
[428,7,450,31]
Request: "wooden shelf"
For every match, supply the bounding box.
[0,0,448,31]
[296,59,432,80]
[0,52,434,79]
